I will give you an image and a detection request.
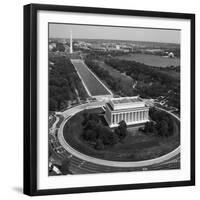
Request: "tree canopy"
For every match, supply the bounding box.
[142,108,174,137]
[81,112,128,150]
[49,56,88,111]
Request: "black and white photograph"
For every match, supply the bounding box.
[23,4,195,195]
[0,0,198,198]
[48,23,181,176]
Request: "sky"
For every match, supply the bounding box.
[49,23,180,44]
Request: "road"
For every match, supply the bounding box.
[49,134,180,174]
[49,101,180,174]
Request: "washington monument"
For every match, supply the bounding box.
[70,30,73,54]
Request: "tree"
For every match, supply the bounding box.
[49,98,58,111]
[118,120,127,129]
[144,121,152,133]
[84,120,98,131]
[104,57,180,108]
[56,43,65,52]
[95,139,104,150]
[168,117,174,136]
[159,120,169,137]
[143,108,175,137]
[82,129,97,142]
[82,113,100,127]
[49,56,88,111]
[115,120,127,141]
[98,126,118,145]
[82,112,89,126]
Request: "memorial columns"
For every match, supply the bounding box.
[130,112,132,122]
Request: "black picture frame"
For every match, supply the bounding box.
[23,3,195,196]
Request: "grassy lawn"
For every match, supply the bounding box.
[94,60,134,94]
[63,108,180,162]
[96,60,133,84]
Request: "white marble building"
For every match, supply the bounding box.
[104,96,149,127]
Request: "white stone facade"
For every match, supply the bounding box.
[105,96,149,127]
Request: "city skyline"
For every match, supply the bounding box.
[49,23,180,44]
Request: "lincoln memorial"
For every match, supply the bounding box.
[104,96,149,127]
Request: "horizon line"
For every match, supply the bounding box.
[49,37,180,45]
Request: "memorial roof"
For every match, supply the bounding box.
[111,96,142,105]
[106,102,148,112]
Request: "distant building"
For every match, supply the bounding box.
[70,30,73,54]
[49,43,56,51]
[168,52,175,58]
[90,44,106,51]
[63,44,70,53]
[116,45,120,50]
[145,49,163,53]
[104,96,149,127]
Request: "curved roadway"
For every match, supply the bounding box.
[57,102,180,168]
